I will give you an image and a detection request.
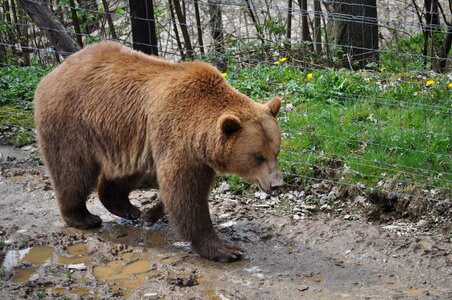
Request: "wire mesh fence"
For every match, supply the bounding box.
[0,0,451,200]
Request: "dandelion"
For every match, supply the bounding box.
[426,79,435,86]
[307,73,313,80]
[379,67,386,72]
[448,83,452,88]
[274,61,280,65]
[221,73,227,78]
[279,57,287,63]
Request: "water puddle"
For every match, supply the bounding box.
[203,289,233,300]
[2,246,54,283]
[93,252,154,295]
[98,224,168,247]
[161,256,181,264]
[12,267,39,283]
[405,288,423,297]
[305,273,325,283]
[52,286,95,297]
[66,244,89,255]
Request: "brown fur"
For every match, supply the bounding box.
[34,41,283,262]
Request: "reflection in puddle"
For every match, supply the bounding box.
[3,246,54,283]
[2,248,31,269]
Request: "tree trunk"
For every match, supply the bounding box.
[244,0,265,43]
[437,24,451,72]
[287,0,293,42]
[172,0,193,57]
[313,0,322,55]
[17,0,80,57]
[101,0,117,39]
[169,0,185,58]
[298,0,312,47]
[324,0,379,69]
[68,0,83,47]
[194,0,204,55]
[208,0,226,70]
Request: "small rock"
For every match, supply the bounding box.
[143,292,158,299]
[293,214,300,220]
[298,285,309,291]
[254,191,269,200]
[344,214,352,220]
[67,263,87,271]
[215,181,230,193]
[320,204,330,211]
[354,195,367,204]
[345,249,352,255]
[299,204,317,211]
[418,239,434,252]
[219,220,236,228]
[416,220,428,228]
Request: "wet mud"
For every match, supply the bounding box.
[0,146,451,299]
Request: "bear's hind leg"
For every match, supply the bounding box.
[142,200,165,224]
[97,174,141,220]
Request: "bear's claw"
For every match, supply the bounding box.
[64,214,102,229]
[194,241,245,262]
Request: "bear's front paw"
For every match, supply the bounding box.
[193,240,245,263]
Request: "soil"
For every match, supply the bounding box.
[0,145,451,299]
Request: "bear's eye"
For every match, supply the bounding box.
[254,154,265,163]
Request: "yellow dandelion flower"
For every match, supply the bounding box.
[448,83,452,88]
[274,61,280,65]
[426,79,435,86]
[221,73,227,78]
[379,67,386,72]
[307,73,313,80]
[279,57,287,63]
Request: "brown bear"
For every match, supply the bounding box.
[34,41,284,262]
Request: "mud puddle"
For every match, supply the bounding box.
[0,169,451,299]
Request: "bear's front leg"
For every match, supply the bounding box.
[157,163,244,262]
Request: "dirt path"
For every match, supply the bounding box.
[0,146,451,299]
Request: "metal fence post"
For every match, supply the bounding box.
[129,0,159,56]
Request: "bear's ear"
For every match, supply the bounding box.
[219,114,241,135]
[266,96,282,117]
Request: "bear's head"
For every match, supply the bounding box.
[216,96,284,194]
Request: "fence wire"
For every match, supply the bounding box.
[0,0,451,199]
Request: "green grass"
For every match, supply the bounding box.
[227,64,451,191]
[0,61,450,193]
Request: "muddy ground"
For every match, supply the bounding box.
[0,145,451,300]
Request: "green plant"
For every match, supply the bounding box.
[0,64,53,107]
[64,268,73,279]
[35,290,47,299]
[0,268,6,279]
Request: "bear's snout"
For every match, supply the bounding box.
[258,169,284,194]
